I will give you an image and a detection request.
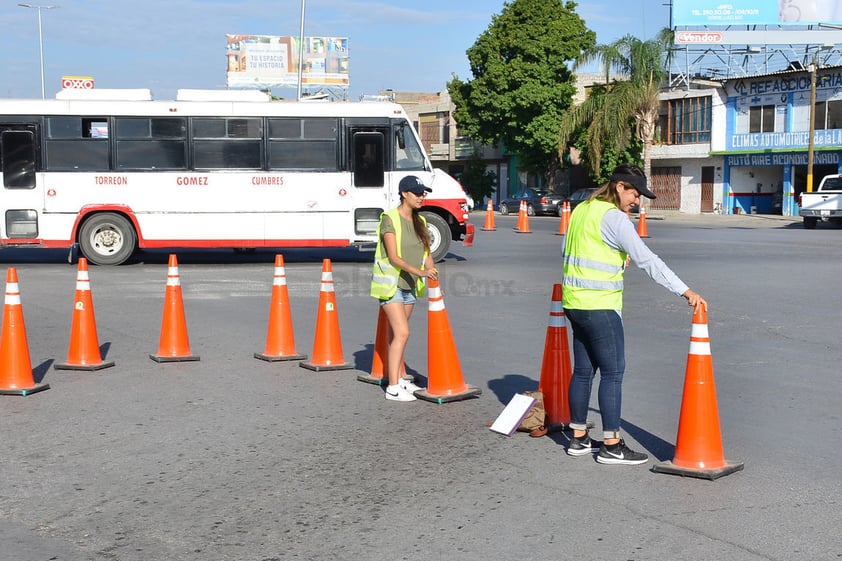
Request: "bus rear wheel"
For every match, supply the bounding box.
[79,213,137,265]
[421,211,451,262]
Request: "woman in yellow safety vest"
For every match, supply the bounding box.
[562,163,707,465]
[370,175,439,402]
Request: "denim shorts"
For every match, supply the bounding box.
[379,288,417,306]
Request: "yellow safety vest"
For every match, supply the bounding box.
[370,208,428,299]
[562,199,627,310]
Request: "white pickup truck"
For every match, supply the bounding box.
[799,174,842,229]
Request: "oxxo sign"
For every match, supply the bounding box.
[61,76,95,89]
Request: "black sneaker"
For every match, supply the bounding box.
[566,432,597,457]
[596,439,649,465]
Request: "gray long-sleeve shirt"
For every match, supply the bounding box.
[562,207,689,298]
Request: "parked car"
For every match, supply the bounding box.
[499,188,564,216]
[559,188,597,216]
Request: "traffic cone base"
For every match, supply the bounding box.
[0,382,50,396]
[414,385,481,404]
[255,351,306,362]
[652,459,744,480]
[55,358,115,371]
[150,353,200,363]
[300,359,353,371]
[357,373,415,386]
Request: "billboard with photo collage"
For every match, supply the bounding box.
[226,35,349,89]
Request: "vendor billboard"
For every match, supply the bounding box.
[673,0,842,26]
[226,35,349,89]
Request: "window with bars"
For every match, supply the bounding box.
[665,97,712,144]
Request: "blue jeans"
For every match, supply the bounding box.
[564,308,625,439]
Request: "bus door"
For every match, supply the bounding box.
[350,129,389,241]
[0,125,40,241]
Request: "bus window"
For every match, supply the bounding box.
[45,117,109,171]
[267,117,338,171]
[394,125,425,171]
[353,132,384,187]
[115,117,187,170]
[193,117,262,169]
[1,130,36,189]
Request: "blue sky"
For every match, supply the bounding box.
[0,0,669,100]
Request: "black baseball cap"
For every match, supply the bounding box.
[398,175,432,195]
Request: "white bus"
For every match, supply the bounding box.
[0,88,474,265]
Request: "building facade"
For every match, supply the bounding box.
[651,65,842,216]
[384,64,842,216]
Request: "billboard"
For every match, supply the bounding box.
[226,35,349,89]
[673,0,842,26]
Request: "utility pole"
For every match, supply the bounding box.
[807,58,817,193]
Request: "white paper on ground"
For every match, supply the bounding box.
[489,393,537,436]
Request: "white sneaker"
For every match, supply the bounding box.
[399,378,424,393]
[385,384,417,402]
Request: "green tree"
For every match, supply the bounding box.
[459,150,497,207]
[448,0,595,179]
[558,28,673,183]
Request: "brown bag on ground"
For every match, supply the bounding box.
[517,390,548,437]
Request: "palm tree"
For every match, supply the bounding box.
[558,28,673,188]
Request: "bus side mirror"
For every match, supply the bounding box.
[396,126,406,150]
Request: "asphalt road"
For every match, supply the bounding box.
[1,212,840,561]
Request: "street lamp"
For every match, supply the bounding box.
[296,0,306,100]
[18,3,59,100]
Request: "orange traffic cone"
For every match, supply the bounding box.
[637,204,650,238]
[515,200,532,234]
[255,255,307,362]
[55,258,115,371]
[556,201,570,236]
[653,306,743,480]
[537,284,572,429]
[0,268,49,395]
[481,199,496,231]
[300,259,353,371]
[150,254,199,362]
[414,276,481,403]
[356,307,408,385]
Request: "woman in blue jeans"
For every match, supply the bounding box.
[561,163,707,465]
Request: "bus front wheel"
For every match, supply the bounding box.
[421,211,451,262]
[79,213,137,265]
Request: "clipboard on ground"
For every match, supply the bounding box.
[489,393,538,436]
